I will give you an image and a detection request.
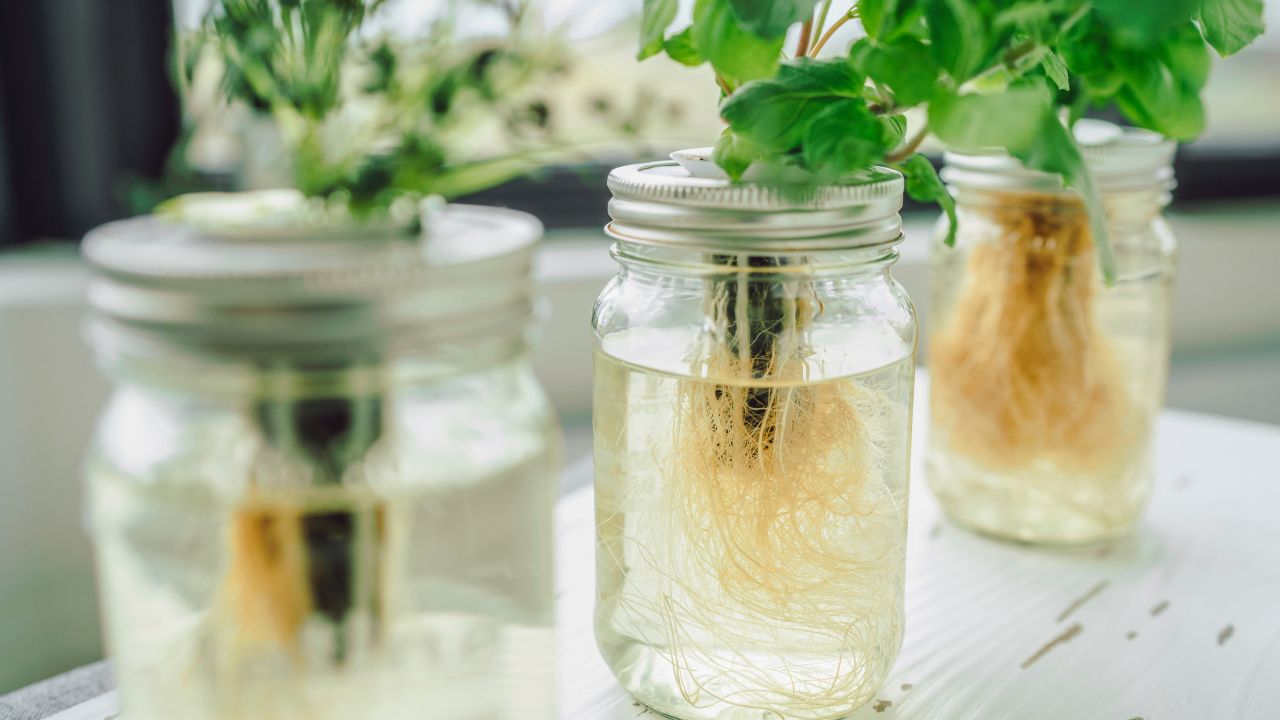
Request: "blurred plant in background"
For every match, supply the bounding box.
[135,0,682,219]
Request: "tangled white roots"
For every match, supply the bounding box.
[630,275,905,717]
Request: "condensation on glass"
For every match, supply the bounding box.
[927,121,1178,546]
[592,158,917,719]
[82,196,559,720]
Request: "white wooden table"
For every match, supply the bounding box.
[38,393,1280,720]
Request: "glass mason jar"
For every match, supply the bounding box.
[82,195,560,720]
[592,158,917,719]
[927,121,1177,546]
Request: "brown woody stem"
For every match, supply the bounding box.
[795,20,814,57]
[886,124,929,163]
[810,9,857,57]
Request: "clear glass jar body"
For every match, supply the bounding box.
[592,240,917,719]
[87,352,560,720]
[927,186,1176,545]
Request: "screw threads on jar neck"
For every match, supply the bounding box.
[605,160,906,255]
[604,159,906,277]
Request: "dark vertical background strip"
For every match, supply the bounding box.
[0,51,12,246]
[0,0,178,246]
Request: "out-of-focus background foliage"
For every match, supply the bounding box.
[0,0,1277,695]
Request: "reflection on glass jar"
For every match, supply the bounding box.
[927,122,1177,546]
[592,160,916,719]
[83,197,559,720]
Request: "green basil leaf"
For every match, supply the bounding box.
[861,0,925,41]
[801,99,892,179]
[925,0,985,82]
[663,27,704,66]
[855,36,940,106]
[639,0,678,60]
[713,129,765,180]
[1040,49,1070,91]
[1198,0,1265,57]
[1066,89,1092,125]
[860,0,889,38]
[1112,25,1209,140]
[1164,23,1213,88]
[1080,71,1125,100]
[1012,114,1079,182]
[1063,20,1126,100]
[1115,64,1206,140]
[928,85,1051,152]
[729,0,815,39]
[1094,0,1201,45]
[693,0,785,82]
[882,114,909,147]
[994,2,1065,31]
[893,153,956,245]
[720,57,865,151]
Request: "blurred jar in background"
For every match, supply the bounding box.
[83,193,559,719]
[927,121,1178,546]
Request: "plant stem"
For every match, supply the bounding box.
[795,19,814,57]
[809,9,857,57]
[715,72,733,96]
[868,101,902,116]
[965,39,1040,87]
[811,0,835,49]
[1060,3,1090,35]
[247,365,387,662]
[1001,39,1040,71]
[885,123,929,162]
[714,254,787,438]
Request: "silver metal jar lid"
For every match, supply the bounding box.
[941,119,1177,193]
[606,154,905,252]
[83,192,542,363]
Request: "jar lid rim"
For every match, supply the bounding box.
[605,159,904,251]
[85,201,541,281]
[941,120,1176,192]
[82,202,541,360]
[608,160,904,211]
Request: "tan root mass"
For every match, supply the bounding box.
[931,194,1139,473]
[648,274,902,715]
[224,500,311,652]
